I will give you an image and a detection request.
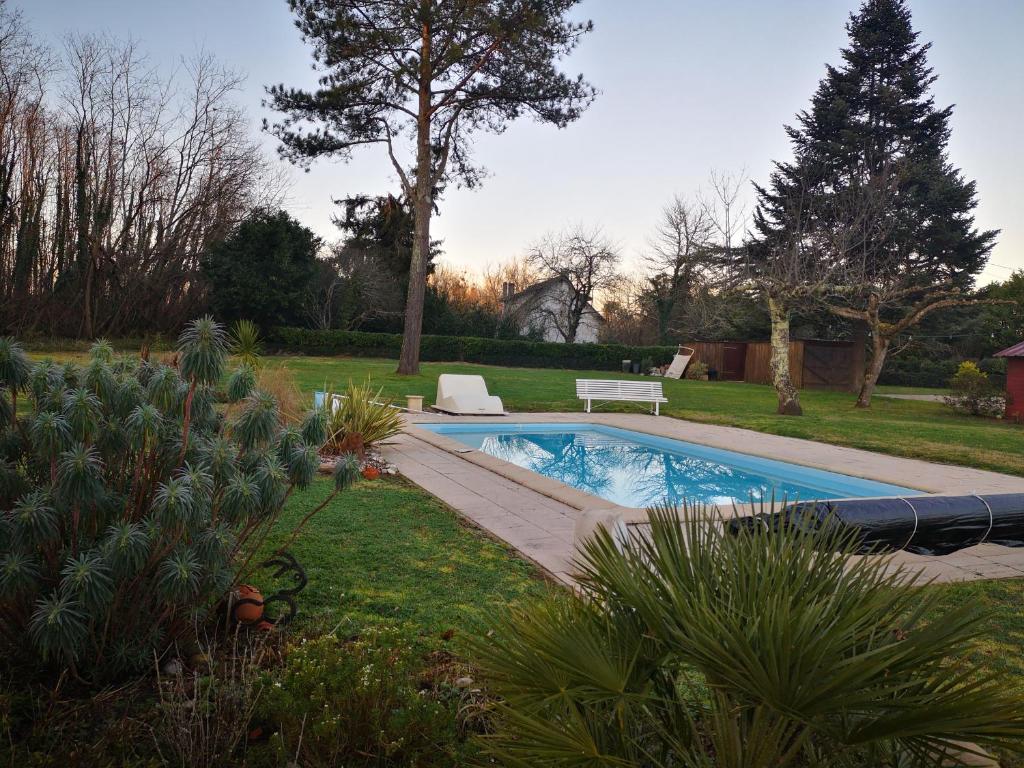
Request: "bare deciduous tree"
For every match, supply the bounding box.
[823,273,1012,408]
[643,195,716,343]
[600,274,654,346]
[0,4,282,337]
[524,226,620,343]
[748,176,899,415]
[480,257,541,311]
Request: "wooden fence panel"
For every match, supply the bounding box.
[685,342,725,375]
[743,341,803,387]
[744,342,772,385]
[683,339,851,388]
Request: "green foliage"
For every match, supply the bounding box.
[271,327,678,371]
[755,0,995,283]
[332,453,361,492]
[879,355,959,388]
[179,315,230,385]
[226,365,257,403]
[201,210,321,329]
[255,627,465,767]
[0,337,31,392]
[0,318,342,682]
[266,2,595,188]
[473,505,1024,766]
[944,361,1004,417]
[231,319,263,370]
[323,382,404,451]
[684,360,709,380]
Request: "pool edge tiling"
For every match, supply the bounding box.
[387,413,1024,585]
[420,421,922,508]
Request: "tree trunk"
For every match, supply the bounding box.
[657,294,673,345]
[855,334,889,408]
[397,188,431,375]
[75,124,94,339]
[396,16,433,376]
[768,296,802,416]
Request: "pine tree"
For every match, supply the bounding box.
[753,0,999,408]
[266,0,595,375]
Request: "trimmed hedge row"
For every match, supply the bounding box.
[269,327,679,371]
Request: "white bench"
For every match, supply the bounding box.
[576,379,669,416]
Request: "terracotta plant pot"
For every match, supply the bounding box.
[232,584,264,624]
[361,465,381,480]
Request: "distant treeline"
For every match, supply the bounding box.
[0,6,279,338]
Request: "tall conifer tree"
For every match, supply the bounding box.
[753,0,998,407]
[267,0,595,375]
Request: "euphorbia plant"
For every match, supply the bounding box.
[0,319,357,681]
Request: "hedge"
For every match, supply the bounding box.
[877,355,1007,390]
[268,327,678,371]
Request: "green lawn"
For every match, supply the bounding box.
[256,475,549,636]
[24,349,1023,475]
[272,355,1024,477]
[254,475,1024,693]
[12,347,1024,764]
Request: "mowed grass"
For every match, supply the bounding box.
[18,346,1024,758]
[23,349,1022,474]
[273,354,1024,477]
[255,475,548,636]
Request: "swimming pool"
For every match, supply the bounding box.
[420,422,922,508]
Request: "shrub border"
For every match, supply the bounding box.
[268,327,678,372]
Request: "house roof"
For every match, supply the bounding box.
[507,276,562,302]
[995,340,1024,358]
[506,276,604,321]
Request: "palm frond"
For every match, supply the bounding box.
[230,319,263,369]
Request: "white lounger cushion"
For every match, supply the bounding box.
[434,374,505,415]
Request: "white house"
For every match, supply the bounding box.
[501,277,604,344]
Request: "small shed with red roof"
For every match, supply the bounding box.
[995,340,1024,421]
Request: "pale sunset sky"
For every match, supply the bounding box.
[16,0,1024,285]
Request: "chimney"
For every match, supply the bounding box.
[501,281,516,302]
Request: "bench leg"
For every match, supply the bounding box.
[654,402,660,416]
[586,398,591,414]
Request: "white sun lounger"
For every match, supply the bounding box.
[663,345,695,379]
[433,374,506,415]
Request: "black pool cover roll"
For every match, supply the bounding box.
[732,494,1024,556]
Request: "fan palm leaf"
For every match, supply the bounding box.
[476,504,1024,765]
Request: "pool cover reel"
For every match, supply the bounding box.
[731,494,1024,556]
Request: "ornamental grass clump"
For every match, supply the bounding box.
[474,504,1024,767]
[0,319,352,682]
[322,381,403,454]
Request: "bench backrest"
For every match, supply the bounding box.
[576,379,665,399]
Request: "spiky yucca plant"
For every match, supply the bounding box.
[473,504,1024,767]
[323,381,403,452]
[231,319,263,370]
[0,319,352,682]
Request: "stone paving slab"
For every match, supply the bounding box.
[383,433,578,584]
[387,413,1024,585]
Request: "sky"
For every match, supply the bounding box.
[14,0,1024,285]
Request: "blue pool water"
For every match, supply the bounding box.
[420,423,922,508]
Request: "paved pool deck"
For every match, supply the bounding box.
[381,412,1024,585]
